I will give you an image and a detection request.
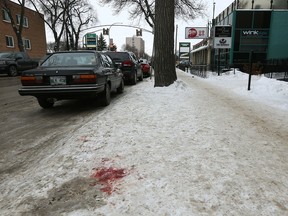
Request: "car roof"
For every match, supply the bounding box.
[54,50,98,54]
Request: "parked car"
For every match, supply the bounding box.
[0,52,39,76]
[105,51,143,85]
[139,59,151,77]
[18,51,124,108]
[176,60,192,71]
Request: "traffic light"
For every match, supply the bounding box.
[136,29,142,36]
[103,28,109,35]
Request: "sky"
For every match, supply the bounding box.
[86,0,232,55]
[1,69,288,215]
[46,0,232,55]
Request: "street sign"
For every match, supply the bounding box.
[179,42,191,59]
[214,26,232,49]
[85,33,97,48]
[185,27,208,39]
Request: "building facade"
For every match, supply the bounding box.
[126,36,145,58]
[192,0,288,73]
[0,0,46,59]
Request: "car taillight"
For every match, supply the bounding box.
[21,75,43,85]
[73,74,97,84]
[143,64,150,69]
[122,60,134,67]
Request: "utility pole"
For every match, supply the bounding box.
[175,24,178,63]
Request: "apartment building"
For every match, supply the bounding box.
[0,0,46,59]
[126,36,145,58]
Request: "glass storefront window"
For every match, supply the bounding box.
[254,11,271,28]
[236,11,253,28]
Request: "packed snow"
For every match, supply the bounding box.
[1,69,288,215]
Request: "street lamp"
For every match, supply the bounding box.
[108,22,122,50]
[212,1,216,20]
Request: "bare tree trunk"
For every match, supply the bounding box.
[153,0,177,87]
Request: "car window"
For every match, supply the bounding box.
[139,59,148,64]
[105,52,129,61]
[100,53,112,67]
[0,52,13,58]
[41,52,98,67]
[104,54,114,66]
[129,53,138,62]
[15,53,23,59]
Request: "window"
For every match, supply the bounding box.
[16,14,28,27]
[2,9,11,22]
[5,36,14,47]
[100,53,112,67]
[23,38,31,49]
[253,11,271,28]
[236,11,253,28]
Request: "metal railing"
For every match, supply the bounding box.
[189,65,210,78]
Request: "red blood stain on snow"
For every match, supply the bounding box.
[91,167,127,195]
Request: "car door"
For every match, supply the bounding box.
[16,52,32,70]
[104,54,122,85]
[14,53,26,70]
[99,53,118,90]
[129,52,142,77]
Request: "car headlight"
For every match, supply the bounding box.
[0,61,6,65]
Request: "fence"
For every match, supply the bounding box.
[264,72,288,81]
[189,64,210,78]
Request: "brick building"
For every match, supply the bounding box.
[0,0,46,59]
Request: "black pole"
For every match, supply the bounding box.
[213,1,216,20]
[218,49,220,76]
[248,50,254,91]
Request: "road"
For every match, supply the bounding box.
[0,75,125,179]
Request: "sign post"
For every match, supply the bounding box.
[214,26,232,75]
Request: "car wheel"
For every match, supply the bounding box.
[101,84,111,106]
[131,71,137,85]
[37,97,55,109]
[117,78,124,94]
[8,65,18,77]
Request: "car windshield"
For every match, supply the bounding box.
[105,52,129,61]
[0,53,13,58]
[41,52,98,67]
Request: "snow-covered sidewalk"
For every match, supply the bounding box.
[1,69,288,216]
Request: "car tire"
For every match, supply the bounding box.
[131,71,137,85]
[37,97,55,109]
[8,65,18,77]
[101,84,111,106]
[117,79,124,94]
